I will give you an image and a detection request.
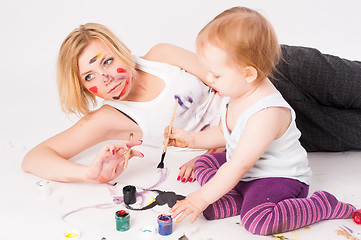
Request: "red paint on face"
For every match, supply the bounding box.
[117,68,126,73]
[89,86,98,94]
[112,77,130,100]
[118,78,129,98]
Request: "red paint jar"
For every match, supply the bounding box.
[352,209,361,224]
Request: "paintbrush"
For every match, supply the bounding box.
[157,98,178,168]
[123,132,134,170]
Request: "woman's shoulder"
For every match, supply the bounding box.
[142,43,207,80]
[143,43,178,62]
[142,43,196,67]
[79,105,137,130]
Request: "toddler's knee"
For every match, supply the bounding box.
[242,224,268,236]
[194,154,214,169]
[241,215,273,236]
[202,205,216,220]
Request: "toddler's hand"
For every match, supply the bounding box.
[170,191,209,223]
[164,126,192,148]
[85,140,143,183]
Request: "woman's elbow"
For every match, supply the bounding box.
[21,152,33,172]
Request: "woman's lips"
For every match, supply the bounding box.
[108,83,121,93]
[108,74,128,93]
[112,78,129,99]
[117,79,129,98]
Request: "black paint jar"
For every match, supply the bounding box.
[123,185,136,205]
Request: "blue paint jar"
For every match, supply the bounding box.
[157,214,173,236]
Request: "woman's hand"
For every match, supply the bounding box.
[177,148,225,183]
[170,191,210,223]
[85,140,143,183]
[177,157,197,183]
[164,126,193,148]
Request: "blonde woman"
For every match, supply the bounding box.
[22,23,223,183]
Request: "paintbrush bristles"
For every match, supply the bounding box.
[157,98,178,168]
[157,152,166,168]
[123,132,134,170]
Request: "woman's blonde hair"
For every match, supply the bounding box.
[197,6,281,82]
[57,23,136,117]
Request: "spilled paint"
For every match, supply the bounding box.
[62,168,169,222]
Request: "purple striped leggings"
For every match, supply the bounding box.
[194,152,355,235]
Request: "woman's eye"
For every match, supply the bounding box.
[104,58,114,66]
[85,73,95,81]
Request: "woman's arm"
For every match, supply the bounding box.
[177,147,226,183]
[22,105,141,183]
[143,43,209,83]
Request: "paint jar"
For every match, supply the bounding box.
[115,210,130,231]
[123,185,136,205]
[36,180,50,197]
[352,209,361,224]
[157,214,173,236]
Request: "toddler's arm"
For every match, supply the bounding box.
[165,124,226,150]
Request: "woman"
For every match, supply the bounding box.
[21,23,223,183]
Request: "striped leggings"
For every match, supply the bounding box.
[194,153,355,235]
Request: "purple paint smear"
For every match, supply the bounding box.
[174,95,193,110]
[113,168,169,205]
[61,168,169,222]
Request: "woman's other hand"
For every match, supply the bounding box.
[177,157,197,183]
[85,140,143,183]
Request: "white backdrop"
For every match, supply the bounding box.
[1,0,361,152]
[1,1,361,239]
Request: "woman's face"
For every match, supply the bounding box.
[78,38,133,100]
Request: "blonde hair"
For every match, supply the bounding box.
[197,6,281,82]
[57,23,136,117]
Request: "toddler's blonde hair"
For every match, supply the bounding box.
[197,6,281,82]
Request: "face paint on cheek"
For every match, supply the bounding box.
[117,68,126,73]
[89,86,98,94]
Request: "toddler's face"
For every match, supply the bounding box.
[197,43,246,97]
[78,39,133,101]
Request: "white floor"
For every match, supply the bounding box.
[1,142,360,240]
[1,1,361,239]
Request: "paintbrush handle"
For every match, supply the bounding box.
[123,133,134,170]
[163,98,178,152]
